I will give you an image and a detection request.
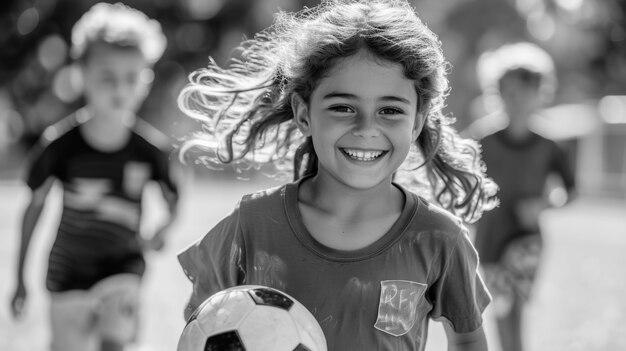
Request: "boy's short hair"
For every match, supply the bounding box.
[71,2,167,64]
[477,42,556,98]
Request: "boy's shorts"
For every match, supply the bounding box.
[482,233,543,316]
[49,273,142,351]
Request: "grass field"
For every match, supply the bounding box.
[1,171,625,351]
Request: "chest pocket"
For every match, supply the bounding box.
[374,280,427,337]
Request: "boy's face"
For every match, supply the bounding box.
[498,72,542,119]
[80,42,152,117]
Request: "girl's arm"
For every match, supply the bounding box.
[178,207,244,320]
[444,324,488,351]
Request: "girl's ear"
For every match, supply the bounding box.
[412,113,425,142]
[292,94,311,136]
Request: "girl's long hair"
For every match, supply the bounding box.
[178,0,497,222]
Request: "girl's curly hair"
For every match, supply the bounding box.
[178,0,497,222]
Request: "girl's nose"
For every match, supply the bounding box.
[352,115,380,138]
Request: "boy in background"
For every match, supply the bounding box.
[10,3,179,351]
[466,42,577,351]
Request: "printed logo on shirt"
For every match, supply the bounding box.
[65,178,112,208]
[374,280,427,337]
[65,177,140,229]
[123,162,151,198]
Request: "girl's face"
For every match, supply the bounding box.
[81,42,151,119]
[294,51,423,191]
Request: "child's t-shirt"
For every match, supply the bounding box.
[474,129,576,263]
[25,111,178,292]
[178,178,490,351]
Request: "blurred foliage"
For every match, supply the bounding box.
[0,0,624,147]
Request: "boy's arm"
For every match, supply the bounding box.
[11,178,54,318]
[159,178,179,218]
[550,140,577,204]
[142,180,179,251]
[444,324,488,351]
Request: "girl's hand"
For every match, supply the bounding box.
[444,324,488,351]
[10,282,27,320]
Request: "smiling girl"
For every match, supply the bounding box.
[177,1,497,350]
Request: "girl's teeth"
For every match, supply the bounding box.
[344,149,384,161]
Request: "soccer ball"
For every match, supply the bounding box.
[178,285,327,351]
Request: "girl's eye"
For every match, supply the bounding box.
[329,105,354,114]
[379,107,405,116]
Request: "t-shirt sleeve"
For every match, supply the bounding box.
[24,139,59,190]
[150,148,179,202]
[177,206,246,319]
[429,227,491,333]
[135,118,179,197]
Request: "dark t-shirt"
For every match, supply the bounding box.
[25,111,178,292]
[178,179,490,351]
[474,129,575,263]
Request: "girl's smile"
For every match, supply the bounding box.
[340,148,388,162]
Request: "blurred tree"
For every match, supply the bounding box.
[1,0,623,145]
[435,0,528,126]
[0,0,318,147]
[411,0,625,127]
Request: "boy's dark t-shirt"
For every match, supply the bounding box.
[25,111,178,292]
[474,129,576,263]
[179,179,490,351]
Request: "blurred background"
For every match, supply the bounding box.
[1,0,625,194]
[0,0,625,350]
